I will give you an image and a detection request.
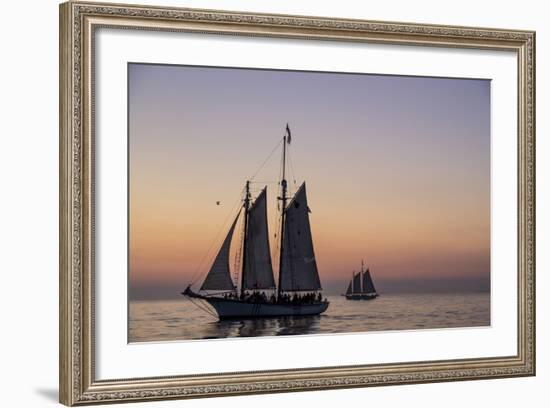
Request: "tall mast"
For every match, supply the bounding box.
[361,260,364,293]
[277,127,289,299]
[240,180,251,295]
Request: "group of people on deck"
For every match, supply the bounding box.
[222,291,324,304]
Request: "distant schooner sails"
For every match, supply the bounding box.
[182,125,329,319]
[344,261,379,300]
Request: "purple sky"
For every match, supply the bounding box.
[129,63,490,299]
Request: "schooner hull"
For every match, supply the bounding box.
[183,288,329,319]
[206,297,329,319]
[345,293,379,300]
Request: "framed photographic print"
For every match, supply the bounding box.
[59,1,536,405]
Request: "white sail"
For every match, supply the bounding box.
[200,212,240,291]
[243,188,276,290]
[362,268,376,293]
[280,183,322,291]
[352,272,362,294]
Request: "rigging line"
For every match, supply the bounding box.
[188,187,245,286]
[194,192,244,286]
[248,137,284,181]
[190,134,283,289]
[186,297,218,318]
[197,300,218,318]
[233,208,245,289]
[287,145,298,188]
[228,136,283,210]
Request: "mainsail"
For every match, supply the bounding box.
[280,183,322,291]
[362,268,376,293]
[243,187,276,289]
[352,272,362,294]
[200,212,240,291]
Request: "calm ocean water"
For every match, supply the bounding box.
[128,292,490,342]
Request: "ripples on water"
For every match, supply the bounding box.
[129,293,490,343]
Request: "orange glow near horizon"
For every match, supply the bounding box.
[128,64,490,297]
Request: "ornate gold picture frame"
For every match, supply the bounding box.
[59,1,535,405]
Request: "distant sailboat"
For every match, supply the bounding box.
[343,260,379,300]
[182,125,329,319]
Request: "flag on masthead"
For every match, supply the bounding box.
[286,123,292,144]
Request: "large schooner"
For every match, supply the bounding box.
[182,125,329,319]
[343,260,379,300]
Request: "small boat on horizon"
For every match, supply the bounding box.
[343,260,379,300]
[182,124,329,320]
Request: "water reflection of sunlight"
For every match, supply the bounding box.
[129,293,491,342]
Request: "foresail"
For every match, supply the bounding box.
[363,268,376,293]
[243,188,276,290]
[280,183,322,291]
[345,281,352,295]
[200,212,240,291]
[352,272,362,294]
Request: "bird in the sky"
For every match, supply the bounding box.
[216,201,221,206]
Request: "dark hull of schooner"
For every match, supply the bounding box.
[183,287,329,320]
[344,293,379,301]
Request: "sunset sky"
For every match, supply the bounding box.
[128,63,490,299]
